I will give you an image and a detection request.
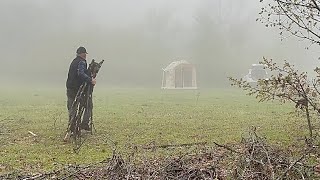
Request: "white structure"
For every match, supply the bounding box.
[161,60,197,89]
[243,64,268,83]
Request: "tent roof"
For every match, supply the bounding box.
[163,60,191,71]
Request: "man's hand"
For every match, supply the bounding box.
[92,78,96,85]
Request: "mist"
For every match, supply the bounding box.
[1,0,319,88]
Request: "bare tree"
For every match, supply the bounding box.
[258,0,320,46]
[230,58,320,138]
[230,0,320,138]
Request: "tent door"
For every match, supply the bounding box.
[183,67,193,87]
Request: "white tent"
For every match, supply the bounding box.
[161,60,197,89]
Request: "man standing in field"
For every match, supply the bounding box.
[66,46,96,131]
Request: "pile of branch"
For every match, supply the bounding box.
[1,131,318,179]
[0,147,228,179]
[232,130,315,179]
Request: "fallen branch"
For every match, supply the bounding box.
[28,131,37,137]
[213,142,241,154]
[142,142,207,150]
[278,149,311,180]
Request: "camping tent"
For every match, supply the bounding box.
[161,60,197,89]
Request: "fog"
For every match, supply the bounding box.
[1,0,319,88]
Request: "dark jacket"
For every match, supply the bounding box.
[66,56,92,90]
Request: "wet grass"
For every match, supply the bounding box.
[0,87,308,174]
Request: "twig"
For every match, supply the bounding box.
[143,142,207,150]
[213,142,241,154]
[28,131,37,137]
[277,150,309,180]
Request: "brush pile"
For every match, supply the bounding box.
[2,131,319,179]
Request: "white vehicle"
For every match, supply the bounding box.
[243,64,268,83]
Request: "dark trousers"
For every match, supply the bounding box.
[67,88,92,127]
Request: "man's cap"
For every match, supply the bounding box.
[76,47,88,54]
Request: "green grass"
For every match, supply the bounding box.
[0,87,309,174]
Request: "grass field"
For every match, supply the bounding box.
[0,87,309,174]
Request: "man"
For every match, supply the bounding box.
[66,46,96,131]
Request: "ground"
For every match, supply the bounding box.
[0,87,308,175]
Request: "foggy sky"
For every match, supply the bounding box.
[1,0,319,88]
